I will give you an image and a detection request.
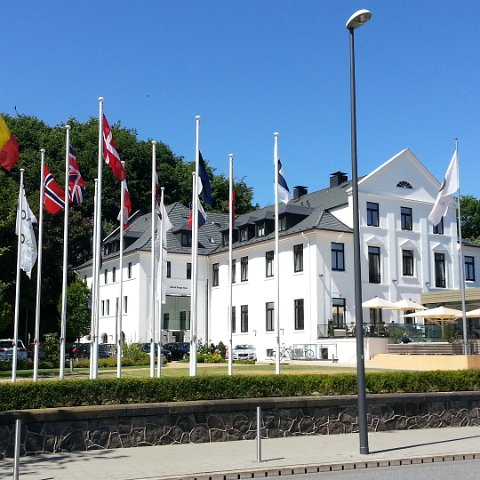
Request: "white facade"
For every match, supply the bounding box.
[77,149,480,361]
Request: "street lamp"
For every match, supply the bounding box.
[346,8,372,456]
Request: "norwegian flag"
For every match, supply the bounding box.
[103,114,126,181]
[117,180,132,227]
[44,166,66,215]
[68,145,85,205]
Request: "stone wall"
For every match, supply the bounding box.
[1,392,480,458]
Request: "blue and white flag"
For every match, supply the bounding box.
[277,159,291,204]
[198,151,213,205]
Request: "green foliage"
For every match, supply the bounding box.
[1,370,480,411]
[58,279,91,341]
[42,332,60,364]
[122,343,148,363]
[460,195,480,241]
[197,352,223,363]
[216,341,226,359]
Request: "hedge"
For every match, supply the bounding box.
[1,370,480,412]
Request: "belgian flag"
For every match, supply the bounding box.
[0,115,19,172]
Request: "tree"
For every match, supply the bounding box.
[59,279,91,342]
[460,195,480,242]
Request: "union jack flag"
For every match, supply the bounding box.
[68,145,85,205]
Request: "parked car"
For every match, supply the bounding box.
[163,342,190,360]
[0,339,28,361]
[26,343,47,360]
[141,343,172,362]
[66,343,110,359]
[231,344,257,361]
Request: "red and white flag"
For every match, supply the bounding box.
[117,180,132,227]
[103,115,126,181]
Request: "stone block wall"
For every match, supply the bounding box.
[0,392,479,458]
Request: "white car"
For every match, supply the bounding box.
[232,344,257,361]
[0,339,27,361]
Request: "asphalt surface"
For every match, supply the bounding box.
[1,426,480,479]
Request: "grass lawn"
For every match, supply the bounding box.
[0,361,358,381]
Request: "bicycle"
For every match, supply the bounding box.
[290,345,315,360]
[267,344,292,362]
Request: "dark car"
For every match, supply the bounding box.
[26,343,47,360]
[163,342,190,360]
[141,343,172,362]
[66,343,110,359]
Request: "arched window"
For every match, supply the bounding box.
[396,180,413,189]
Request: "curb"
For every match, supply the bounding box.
[147,452,480,480]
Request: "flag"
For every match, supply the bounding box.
[0,115,19,172]
[103,114,126,181]
[68,145,85,205]
[157,202,173,304]
[277,159,291,204]
[44,166,66,214]
[154,172,161,215]
[117,180,132,227]
[188,201,206,228]
[198,151,213,205]
[229,188,236,227]
[428,148,459,226]
[15,186,37,279]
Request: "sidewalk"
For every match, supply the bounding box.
[1,426,480,480]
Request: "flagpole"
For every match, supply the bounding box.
[12,170,25,383]
[32,149,46,383]
[59,126,71,380]
[453,140,468,354]
[228,153,234,376]
[189,115,200,377]
[93,97,104,379]
[117,161,126,378]
[157,186,165,377]
[273,133,281,375]
[89,179,99,379]
[150,141,157,377]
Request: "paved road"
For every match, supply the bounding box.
[1,426,480,479]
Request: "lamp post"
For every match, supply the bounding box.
[346,8,372,456]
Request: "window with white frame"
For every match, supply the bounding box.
[434,252,446,288]
[368,246,381,283]
[331,242,345,271]
[212,263,219,286]
[241,305,248,332]
[465,256,475,282]
[294,299,304,330]
[265,251,274,277]
[402,249,414,276]
[241,256,248,282]
[265,302,274,331]
[293,244,303,272]
[401,206,413,231]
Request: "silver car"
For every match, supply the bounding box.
[232,344,257,361]
[0,339,28,361]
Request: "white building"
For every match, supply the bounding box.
[77,149,480,361]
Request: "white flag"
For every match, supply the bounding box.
[428,148,459,226]
[15,186,37,279]
[155,203,173,304]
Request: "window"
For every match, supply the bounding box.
[231,260,236,283]
[265,251,274,277]
[401,207,413,231]
[231,306,236,334]
[256,223,265,237]
[332,298,346,329]
[187,263,192,280]
[294,299,304,330]
[265,302,274,331]
[402,250,414,276]
[241,305,248,332]
[124,296,128,314]
[181,232,191,247]
[331,242,345,271]
[166,261,171,278]
[294,244,303,272]
[222,231,229,246]
[162,313,169,330]
[180,311,191,330]
[212,263,219,286]
[101,300,105,316]
[434,252,446,288]
[106,299,110,316]
[104,269,108,284]
[279,216,287,231]
[465,256,475,282]
[367,202,379,227]
[397,180,413,189]
[368,246,381,283]
[112,267,116,283]
[240,228,248,242]
[370,308,382,325]
[128,262,132,279]
[241,256,248,282]
[433,218,444,235]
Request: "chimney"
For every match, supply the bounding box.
[330,171,348,188]
[293,185,308,200]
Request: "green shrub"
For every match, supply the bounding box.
[197,353,223,363]
[1,370,480,412]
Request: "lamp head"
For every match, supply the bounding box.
[346,9,372,30]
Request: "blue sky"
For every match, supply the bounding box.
[2,1,480,207]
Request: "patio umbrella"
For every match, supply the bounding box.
[362,297,396,309]
[391,299,427,311]
[463,308,480,318]
[403,306,462,322]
